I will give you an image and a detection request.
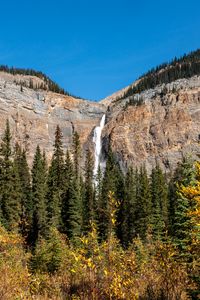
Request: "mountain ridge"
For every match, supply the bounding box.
[0,49,200,173]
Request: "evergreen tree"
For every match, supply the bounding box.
[151,164,168,239]
[60,149,83,242]
[0,119,12,161]
[134,165,152,240]
[99,147,124,240]
[83,149,94,232]
[72,131,81,179]
[61,150,74,234]
[177,161,200,298]
[30,145,47,247]
[67,174,82,242]
[169,158,195,255]
[14,144,32,239]
[63,131,83,241]
[119,167,137,247]
[0,120,21,230]
[46,125,65,227]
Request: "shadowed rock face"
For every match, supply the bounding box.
[0,71,200,173]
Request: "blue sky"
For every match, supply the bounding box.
[0,0,200,100]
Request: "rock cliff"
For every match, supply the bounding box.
[0,72,106,163]
[101,76,200,173]
[0,70,200,173]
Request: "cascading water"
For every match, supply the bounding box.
[93,114,106,182]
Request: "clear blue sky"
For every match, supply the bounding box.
[0,0,199,100]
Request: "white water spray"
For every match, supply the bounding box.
[93,114,106,181]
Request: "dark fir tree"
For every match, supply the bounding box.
[67,176,82,242]
[99,147,124,240]
[46,125,65,227]
[30,145,47,247]
[61,148,83,241]
[134,165,152,240]
[151,164,168,239]
[61,150,74,234]
[83,149,94,232]
[72,131,81,179]
[14,144,32,239]
[119,167,137,247]
[63,131,83,241]
[168,158,195,256]
[0,120,22,230]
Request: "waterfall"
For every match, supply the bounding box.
[93,114,106,181]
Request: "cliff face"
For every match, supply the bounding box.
[0,72,106,163]
[0,70,200,173]
[101,76,200,173]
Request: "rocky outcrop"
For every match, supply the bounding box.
[102,76,200,173]
[0,72,106,163]
[0,70,200,173]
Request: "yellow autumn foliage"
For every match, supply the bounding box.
[180,161,200,244]
[0,191,195,299]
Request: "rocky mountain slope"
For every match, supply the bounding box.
[0,72,106,162]
[0,52,200,173]
[101,76,200,173]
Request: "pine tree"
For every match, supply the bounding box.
[0,119,12,161]
[0,120,22,231]
[46,125,65,228]
[169,158,195,254]
[67,175,82,242]
[61,150,74,234]
[178,161,200,298]
[14,144,32,239]
[134,165,152,240]
[151,164,168,239]
[62,131,83,241]
[99,147,124,240]
[119,167,137,247]
[72,131,81,179]
[61,149,83,242]
[83,149,94,232]
[30,145,47,247]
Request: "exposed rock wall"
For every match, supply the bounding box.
[102,76,200,173]
[0,73,106,163]
[0,71,200,173]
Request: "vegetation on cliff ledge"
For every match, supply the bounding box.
[0,64,80,97]
[119,49,200,102]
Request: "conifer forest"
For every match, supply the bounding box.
[0,119,199,299]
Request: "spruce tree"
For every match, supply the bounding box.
[30,145,47,247]
[151,164,168,239]
[61,150,74,234]
[0,119,12,161]
[99,147,124,240]
[83,149,94,232]
[62,131,83,241]
[46,125,65,227]
[168,157,195,255]
[119,167,137,247]
[67,175,82,242]
[0,120,21,231]
[72,131,81,179]
[61,149,83,241]
[134,165,152,240]
[14,144,32,239]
